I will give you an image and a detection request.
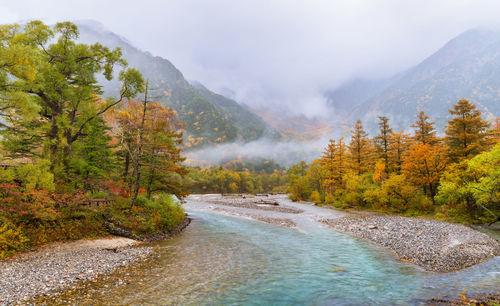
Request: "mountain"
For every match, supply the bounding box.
[325,76,401,119]
[328,28,500,135]
[75,20,274,148]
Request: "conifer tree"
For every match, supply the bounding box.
[320,139,336,194]
[334,137,347,187]
[411,111,439,146]
[348,120,373,175]
[375,116,392,174]
[445,99,490,161]
[389,130,410,174]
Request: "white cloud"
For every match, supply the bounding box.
[3,0,500,118]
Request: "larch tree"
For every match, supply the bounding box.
[444,99,490,161]
[402,143,448,200]
[411,111,439,146]
[389,130,411,174]
[142,102,187,199]
[334,137,347,187]
[319,139,337,194]
[374,116,392,174]
[348,120,373,175]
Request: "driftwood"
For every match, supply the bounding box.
[254,199,279,206]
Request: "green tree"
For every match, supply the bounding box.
[0,21,144,177]
[444,99,490,161]
[375,116,392,174]
[70,117,115,191]
[436,142,500,223]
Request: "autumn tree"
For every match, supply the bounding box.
[288,161,310,201]
[0,21,144,176]
[374,116,392,174]
[334,137,347,187]
[411,111,439,146]
[142,102,187,199]
[110,96,187,201]
[319,139,337,194]
[444,99,490,161]
[402,143,448,199]
[348,120,373,175]
[389,130,410,174]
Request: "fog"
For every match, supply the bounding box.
[184,136,332,167]
[3,1,500,118]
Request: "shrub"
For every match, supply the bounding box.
[0,218,28,259]
[309,190,321,204]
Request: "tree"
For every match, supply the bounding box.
[375,116,392,174]
[389,130,410,174]
[319,139,337,194]
[444,99,490,161]
[110,95,187,202]
[142,102,187,199]
[288,161,310,201]
[0,21,144,176]
[70,117,115,191]
[411,111,439,146]
[436,142,499,223]
[334,137,347,187]
[402,143,448,199]
[348,120,373,175]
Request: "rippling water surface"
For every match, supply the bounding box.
[47,204,499,305]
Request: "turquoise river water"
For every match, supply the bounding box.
[43,201,500,305]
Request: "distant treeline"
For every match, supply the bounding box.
[184,166,288,194]
[288,99,499,224]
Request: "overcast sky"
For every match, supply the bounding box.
[2,0,500,117]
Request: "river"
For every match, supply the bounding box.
[41,198,499,305]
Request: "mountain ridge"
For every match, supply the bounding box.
[75,20,275,148]
[328,28,500,135]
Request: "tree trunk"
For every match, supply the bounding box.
[129,82,148,208]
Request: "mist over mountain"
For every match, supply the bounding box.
[76,20,276,148]
[76,20,500,166]
[329,28,500,135]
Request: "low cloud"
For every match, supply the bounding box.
[184,136,332,168]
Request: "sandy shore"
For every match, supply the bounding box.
[0,237,152,304]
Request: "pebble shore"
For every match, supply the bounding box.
[321,215,500,272]
[0,238,152,304]
[212,207,296,227]
[188,194,304,214]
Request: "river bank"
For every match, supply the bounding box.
[0,237,152,304]
[321,215,499,272]
[186,194,500,273]
[0,215,192,304]
[25,200,500,305]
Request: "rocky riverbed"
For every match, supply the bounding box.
[0,237,152,304]
[187,194,304,214]
[187,194,500,273]
[321,215,500,272]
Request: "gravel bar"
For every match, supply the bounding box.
[187,194,304,214]
[321,215,500,272]
[0,237,152,304]
[213,207,296,227]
